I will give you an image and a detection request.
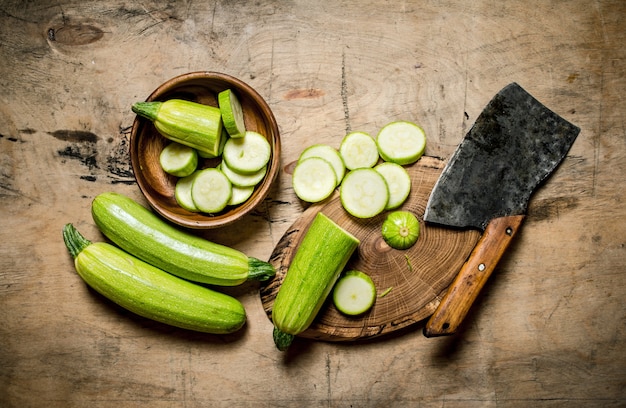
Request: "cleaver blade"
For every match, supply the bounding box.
[423,83,580,337]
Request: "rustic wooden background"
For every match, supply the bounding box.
[1,0,624,407]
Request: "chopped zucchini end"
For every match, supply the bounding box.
[273,327,295,351]
[247,257,276,282]
[381,211,420,250]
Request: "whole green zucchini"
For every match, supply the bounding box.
[132,99,223,157]
[62,224,246,334]
[271,212,360,350]
[91,192,275,286]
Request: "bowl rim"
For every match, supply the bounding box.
[130,71,281,229]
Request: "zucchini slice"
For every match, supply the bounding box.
[374,162,411,210]
[339,131,379,170]
[292,157,337,203]
[218,89,246,138]
[191,168,232,214]
[298,144,346,186]
[332,270,377,316]
[174,172,201,212]
[376,121,426,165]
[221,158,267,188]
[340,168,389,218]
[159,142,198,177]
[228,185,255,206]
[222,130,271,174]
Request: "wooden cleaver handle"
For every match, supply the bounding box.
[423,214,525,337]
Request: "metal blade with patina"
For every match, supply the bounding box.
[424,82,580,230]
[423,83,580,337]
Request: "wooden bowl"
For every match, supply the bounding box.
[130,71,281,229]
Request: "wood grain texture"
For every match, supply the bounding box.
[1,0,625,407]
[261,156,481,341]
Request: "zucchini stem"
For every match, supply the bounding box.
[247,257,276,281]
[273,327,294,351]
[131,101,162,121]
[62,223,92,259]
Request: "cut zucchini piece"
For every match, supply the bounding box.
[292,157,337,203]
[174,172,200,212]
[339,131,379,170]
[332,270,376,316]
[223,130,271,174]
[228,185,254,206]
[376,121,426,165]
[220,158,267,187]
[198,128,228,159]
[132,99,223,157]
[159,142,198,177]
[381,211,420,250]
[191,168,232,213]
[374,162,411,210]
[298,144,345,186]
[218,89,246,138]
[271,212,360,350]
[340,168,389,218]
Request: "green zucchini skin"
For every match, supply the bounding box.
[132,99,224,156]
[91,192,274,286]
[63,224,246,334]
[271,212,360,350]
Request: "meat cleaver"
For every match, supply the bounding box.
[422,83,580,337]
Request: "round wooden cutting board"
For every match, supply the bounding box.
[260,156,481,341]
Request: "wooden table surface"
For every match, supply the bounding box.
[1,1,624,407]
